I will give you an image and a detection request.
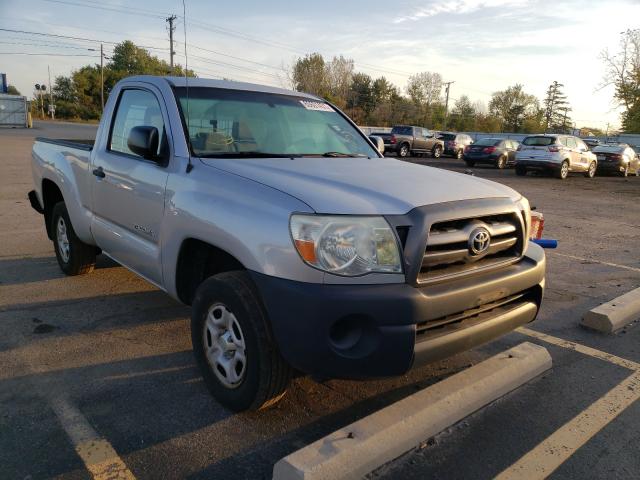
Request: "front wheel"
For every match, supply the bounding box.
[496,156,507,169]
[455,149,463,160]
[191,271,293,412]
[51,202,96,276]
[556,160,569,179]
[432,145,442,158]
[398,144,410,157]
[585,161,596,178]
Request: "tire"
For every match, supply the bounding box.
[398,144,410,158]
[51,202,96,276]
[556,160,569,179]
[465,159,476,167]
[496,156,507,169]
[515,165,527,176]
[432,145,442,158]
[621,165,629,177]
[191,271,293,412]
[455,149,463,160]
[584,161,596,178]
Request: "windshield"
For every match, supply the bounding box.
[391,126,413,135]
[474,138,501,146]
[174,87,378,158]
[438,133,456,140]
[522,136,556,146]
[593,145,624,153]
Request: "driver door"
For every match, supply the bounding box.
[90,86,171,285]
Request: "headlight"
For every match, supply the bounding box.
[290,214,402,276]
[517,196,531,238]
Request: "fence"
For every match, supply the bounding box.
[0,94,28,127]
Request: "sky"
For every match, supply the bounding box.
[1,0,638,130]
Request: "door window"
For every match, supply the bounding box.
[565,137,577,149]
[414,127,423,137]
[110,89,166,158]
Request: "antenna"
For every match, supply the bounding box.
[182,0,193,173]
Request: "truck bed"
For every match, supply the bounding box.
[35,137,94,151]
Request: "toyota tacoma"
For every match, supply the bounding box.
[29,76,545,411]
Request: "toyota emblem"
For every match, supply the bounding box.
[468,227,491,256]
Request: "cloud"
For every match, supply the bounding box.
[394,0,530,23]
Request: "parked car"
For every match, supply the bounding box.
[515,134,597,179]
[592,143,640,177]
[582,138,602,150]
[373,125,444,158]
[439,132,474,159]
[463,138,519,169]
[29,75,545,411]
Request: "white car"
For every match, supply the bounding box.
[515,134,598,179]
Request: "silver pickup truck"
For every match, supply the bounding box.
[29,76,545,411]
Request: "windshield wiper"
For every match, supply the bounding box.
[198,151,300,159]
[298,152,368,158]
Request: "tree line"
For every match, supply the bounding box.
[20,32,640,134]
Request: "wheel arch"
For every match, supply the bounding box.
[41,178,65,240]
[175,238,246,305]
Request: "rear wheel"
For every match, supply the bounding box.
[515,165,527,176]
[584,161,596,178]
[191,271,293,411]
[455,149,463,160]
[496,156,507,169]
[556,160,569,179]
[432,145,442,158]
[51,202,96,276]
[398,144,410,158]
[465,159,476,167]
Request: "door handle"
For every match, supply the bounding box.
[92,167,105,178]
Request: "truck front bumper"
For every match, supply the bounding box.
[250,243,545,379]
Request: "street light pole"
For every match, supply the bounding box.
[47,65,54,119]
[443,81,455,131]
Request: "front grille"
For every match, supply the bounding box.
[414,287,539,340]
[418,213,524,284]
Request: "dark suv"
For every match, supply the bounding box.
[439,132,474,159]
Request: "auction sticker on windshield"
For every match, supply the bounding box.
[299,100,334,112]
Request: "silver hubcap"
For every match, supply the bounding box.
[56,217,70,263]
[589,163,596,176]
[561,163,569,178]
[203,304,246,388]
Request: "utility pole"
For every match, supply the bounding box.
[47,65,54,119]
[166,15,177,73]
[442,81,455,131]
[100,43,104,111]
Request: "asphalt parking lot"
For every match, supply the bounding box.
[1,122,639,479]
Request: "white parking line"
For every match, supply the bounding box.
[517,327,640,370]
[498,327,640,479]
[496,370,640,479]
[551,252,640,274]
[50,396,136,480]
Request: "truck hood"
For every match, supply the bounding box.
[199,156,521,215]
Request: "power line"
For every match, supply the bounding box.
[0,28,168,51]
[41,0,169,19]
[0,52,100,56]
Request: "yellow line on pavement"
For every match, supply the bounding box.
[51,397,136,480]
[496,370,640,479]
[551,252,640,274]
[517,327,640,371]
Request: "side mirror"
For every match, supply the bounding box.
[127,126,160,161]
[368,135,385,155]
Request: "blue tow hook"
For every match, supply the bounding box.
[532,238,558,249]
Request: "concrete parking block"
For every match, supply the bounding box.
[272,342,552,480]
[582,287,640,333]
